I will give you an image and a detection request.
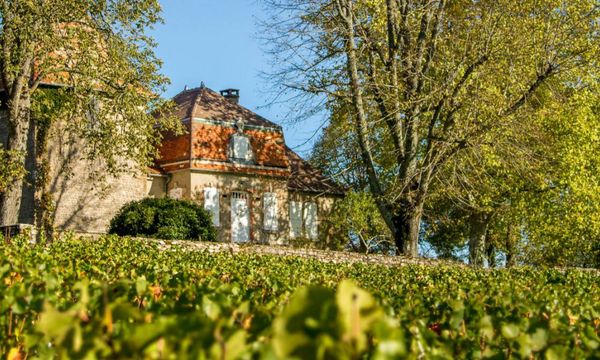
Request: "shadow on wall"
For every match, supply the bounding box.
[0,108,146,234]
[183,172,291,245]
[47,120,146,234]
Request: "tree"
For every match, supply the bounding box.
[310,102,393,253]
[516,89,600,268]
[0,148,23,193]
[262,0,600,256]
[0,1,179,235]
[424,86,600,268]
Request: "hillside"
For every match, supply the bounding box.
[1,236,599,358]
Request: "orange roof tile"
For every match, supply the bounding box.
[171,86,280,129]
[154,85,345,196]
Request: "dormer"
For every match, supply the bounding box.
[229,119,254,163]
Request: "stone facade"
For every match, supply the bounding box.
[0,110,149,233]
[150,86,345,245]
[1,86,345,244]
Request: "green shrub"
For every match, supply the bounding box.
[109,198,217,241]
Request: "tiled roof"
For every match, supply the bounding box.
[155,85,345,196]
[191,123,289,168]
[171,86,281,129]
[286,147,345,196]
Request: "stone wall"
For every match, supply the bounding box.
[46,121,148,233]
[289,191,341,247]
[188,170,290,244]
[151,169,342,246]
[0,112,148,233]
[147,175,166,198]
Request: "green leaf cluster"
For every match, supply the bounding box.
[0,148,25,193]
[0,236,598,358]
[108,198,217,241]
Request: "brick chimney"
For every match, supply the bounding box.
[220,89,240,104]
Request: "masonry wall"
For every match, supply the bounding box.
[47,120,148,233]
[1,111,147,233]
[187,171,290,244]
[147,176,167,198]
[164,170,343,246]
[289,191,341,247]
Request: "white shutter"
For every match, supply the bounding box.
[289,201,303,238]
[304,202,318,240]
[263,192,278,231]
[203,187,220,226]
[231,192,250,243]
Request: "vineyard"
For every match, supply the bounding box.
[1,236,599,359]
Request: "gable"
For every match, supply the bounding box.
[191,121,289,169]
[154,85,345,196]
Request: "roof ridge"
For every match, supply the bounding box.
[175,85,204,96]
[188,86,203,119]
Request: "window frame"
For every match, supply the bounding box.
[289,201,303,238]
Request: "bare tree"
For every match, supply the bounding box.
[261,0,600,257]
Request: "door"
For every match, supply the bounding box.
[231,192,250,243]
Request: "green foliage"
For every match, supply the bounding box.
[0,149,25,193]
[108,198,217,241]
[0,0,182,180]
[267,0,600,256]
[1,236,599,358]
[517,89,600,267]
[424,87,600,268]
[327,192,393,253]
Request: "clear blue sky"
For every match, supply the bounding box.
[151,0,322,156]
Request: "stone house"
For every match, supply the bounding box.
[0,85,345,244]
[148,85,345,244]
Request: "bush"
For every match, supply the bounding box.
[109,198,217,241]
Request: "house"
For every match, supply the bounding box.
[0,84,345,244]
[148,85,345,243]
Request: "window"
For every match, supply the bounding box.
[203,187,220,226]
[263,192,278,231]
[230,134,253,162]
[304,202,318,240]
[289,201,303,238]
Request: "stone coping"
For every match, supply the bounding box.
[134,237,456,268]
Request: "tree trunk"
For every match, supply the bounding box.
[469,212,489,267]
[485,230,496,268]
[34,116,55,243]
[0,93,34,226]
[393,203,422,257]
[505,223,517,268]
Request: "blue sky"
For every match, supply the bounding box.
[151,0,322,156]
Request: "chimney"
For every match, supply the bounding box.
[220,89,240,104]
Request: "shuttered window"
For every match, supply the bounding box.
[263,192,278,231]
[232,135,252,161]
[203,187,220,226]
[304,202,318,240]
[289,201,303,238]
